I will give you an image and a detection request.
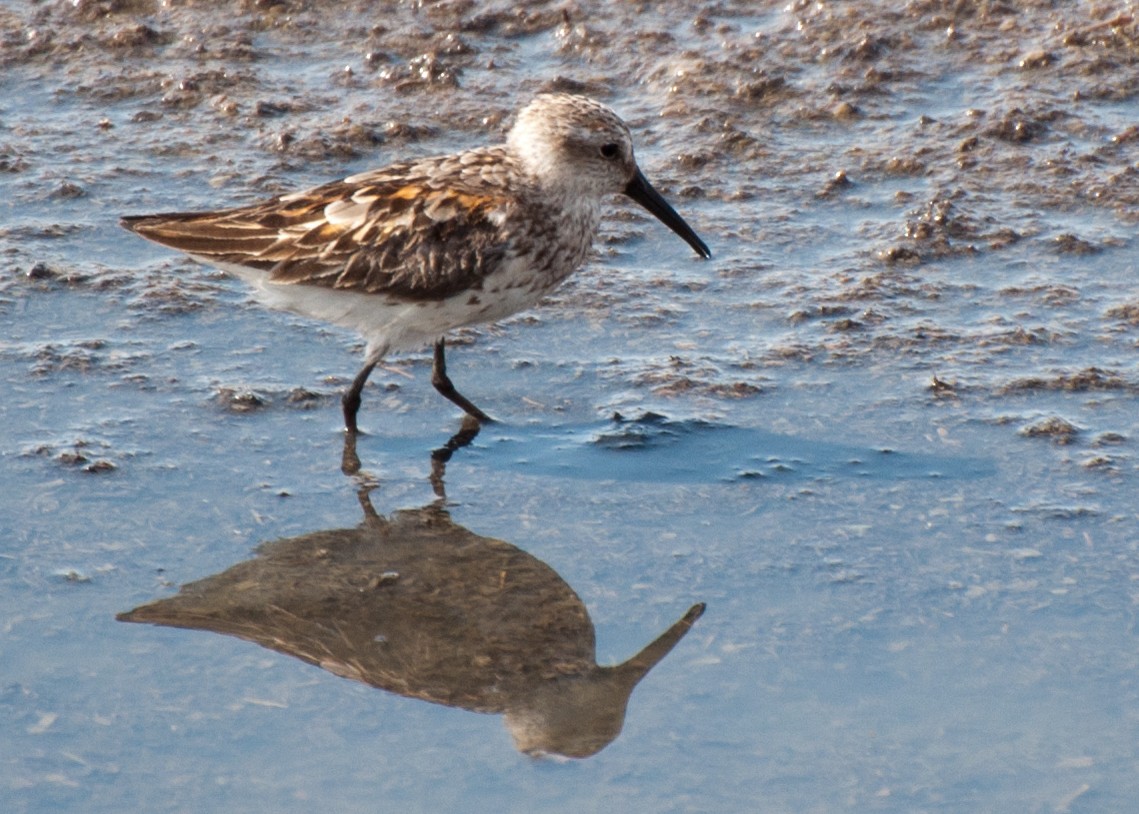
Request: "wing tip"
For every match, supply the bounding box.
[119,212,192,237]
[119,214,147,233]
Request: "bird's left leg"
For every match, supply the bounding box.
[431,338,494,424]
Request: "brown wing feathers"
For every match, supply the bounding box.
[121,168,513,300]
[120,212,282,263]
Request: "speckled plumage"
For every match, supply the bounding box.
[122,93,710,432]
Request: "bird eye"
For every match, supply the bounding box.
[599,142,620,159]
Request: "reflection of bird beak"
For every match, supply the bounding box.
[624,169,712,259]
[616,602,707,686]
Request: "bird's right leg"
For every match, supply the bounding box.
[342,361,377,434]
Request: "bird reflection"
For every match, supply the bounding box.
[118,449,704,759]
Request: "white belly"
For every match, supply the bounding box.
[202,254,562,361]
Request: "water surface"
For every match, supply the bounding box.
[3,2,1139,811]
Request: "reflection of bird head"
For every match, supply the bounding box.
[503,603,705,758]
[503,670,632,759]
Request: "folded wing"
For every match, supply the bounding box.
[121,158,515,301]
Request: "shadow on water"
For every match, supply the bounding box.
[118,444,704,760]
[432,412,997,484]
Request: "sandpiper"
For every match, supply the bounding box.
[122,93,711,433]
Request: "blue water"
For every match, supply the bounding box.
[4,2,1139,812]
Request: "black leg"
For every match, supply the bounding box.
[342,361,377,434]
[430,414,482,497]
[340,428,363,476]
[431,339,494,424]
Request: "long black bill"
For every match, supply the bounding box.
[623,168,711,259]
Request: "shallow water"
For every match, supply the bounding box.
[4,1,1139,811]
